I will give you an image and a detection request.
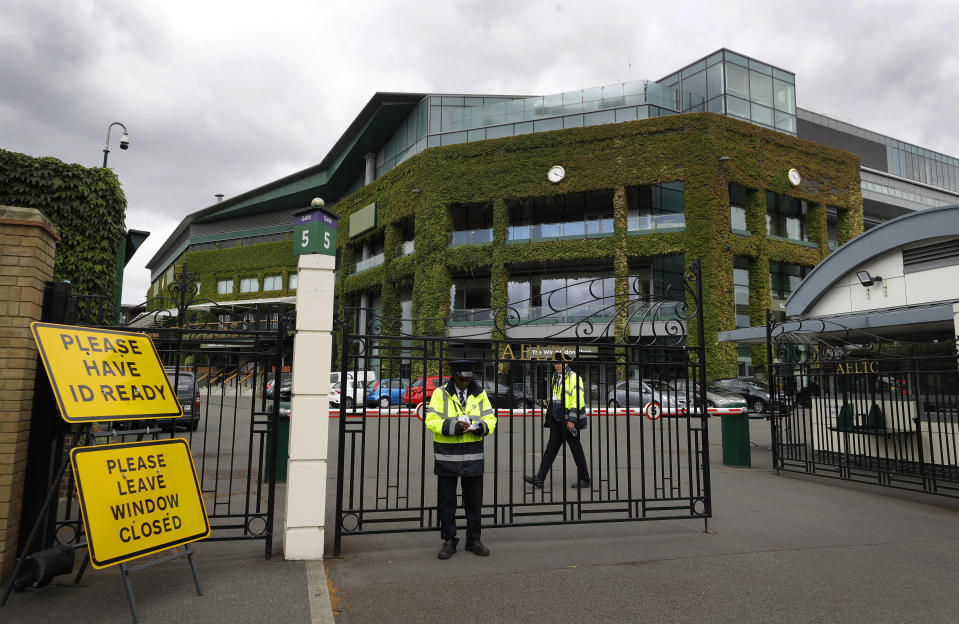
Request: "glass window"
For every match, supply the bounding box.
[766,192,805,241]
[773,79,795,113]
[217,279,233,295]
[707,63,724,98]
[626,183,685,231]
[749,71,773,107]
[288,273,298,290]
[751,103,774,126]
[263,275,282,291]
[725,62,750,99]
[775,111,796,133]
[707,97,725,114]
[733,257,750,328]
[726,96,750,119]
[731,205,747,232]
[240,278,258,293]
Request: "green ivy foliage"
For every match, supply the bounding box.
[333,113,862,379]
[158,239,298,308]
[0,149,127,299]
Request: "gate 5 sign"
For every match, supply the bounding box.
[293,208,337,256]
[71,438,210,568]
[31,322,181,423]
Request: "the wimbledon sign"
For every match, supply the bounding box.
[31,322,181,423]
[70,438,210,568]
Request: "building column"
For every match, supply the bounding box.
[0,206,58,579]
[364,153,376,186]
[806,203,829,261]
[284,253,335,559]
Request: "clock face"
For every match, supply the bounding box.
[788,168,801,186]
[548,165,565,183]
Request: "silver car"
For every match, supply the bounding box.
[648,379,747,410]
[606,380,684,411]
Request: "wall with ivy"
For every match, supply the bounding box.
[333,113,862,379]
[0,149,127,299]
[158,239,299,307]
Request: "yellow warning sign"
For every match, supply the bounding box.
[31,322,182,423]
[70,438,210,568]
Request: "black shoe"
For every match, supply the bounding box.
[437,538,458,560]
[571,479,591,489]
[523,475,544,488]
[465,540,490,556]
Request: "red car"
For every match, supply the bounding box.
[402,376,449,405]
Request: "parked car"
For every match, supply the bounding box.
[329,382,341,406]
[606,380,684,411]
[366,378,410,408]
[704,385,749,410]
[265,373,291,400]
[402,376,449,406]
[709,377,771,414]
[479,380,535,409]
[162,367,201,431]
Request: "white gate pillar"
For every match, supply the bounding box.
[283,252,335,559]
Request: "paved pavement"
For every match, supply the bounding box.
[6,417,959,623]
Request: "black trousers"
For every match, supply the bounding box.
[437,474,482,541]
[536,419,590,482]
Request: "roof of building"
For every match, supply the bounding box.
[785,203,959,316]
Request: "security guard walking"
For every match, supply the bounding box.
[425,359,497,559]
[525,356,591,489]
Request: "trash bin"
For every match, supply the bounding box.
[267,403,291,481]
[721,410,751,467]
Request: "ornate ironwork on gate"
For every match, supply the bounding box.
[22,265,294,562]
[333,260,710,554]
[766,313,959,497]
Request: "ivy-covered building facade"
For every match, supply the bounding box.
[146,49,959,379]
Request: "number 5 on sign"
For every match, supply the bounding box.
[293,209,337,256]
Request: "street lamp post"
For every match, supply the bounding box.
[102,122,130,167]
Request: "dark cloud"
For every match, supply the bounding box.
[2,0,957,303]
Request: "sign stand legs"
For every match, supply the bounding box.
[117,543,203,623]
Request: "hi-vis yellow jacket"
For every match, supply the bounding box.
[550,369,586,423]
[425,380,496,477]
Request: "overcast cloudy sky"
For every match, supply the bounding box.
[2,0,957,303]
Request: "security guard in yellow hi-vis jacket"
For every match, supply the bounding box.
[425,359,496,559]
[524,356,591,489]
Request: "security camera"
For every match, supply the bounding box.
[120,133,130,150]
[310,197,325,208]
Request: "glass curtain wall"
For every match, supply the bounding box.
[661,50,796,134]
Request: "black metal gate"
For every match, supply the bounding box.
[22,267,293,560]
[767,315,959,497]
[333,260,709,553]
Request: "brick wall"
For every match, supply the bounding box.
[0,205,58,581]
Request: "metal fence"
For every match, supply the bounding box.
[768,324,959,497]
[333,260,710,553]
[21,269,293,562]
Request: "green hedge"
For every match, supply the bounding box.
[0,149,127,299]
